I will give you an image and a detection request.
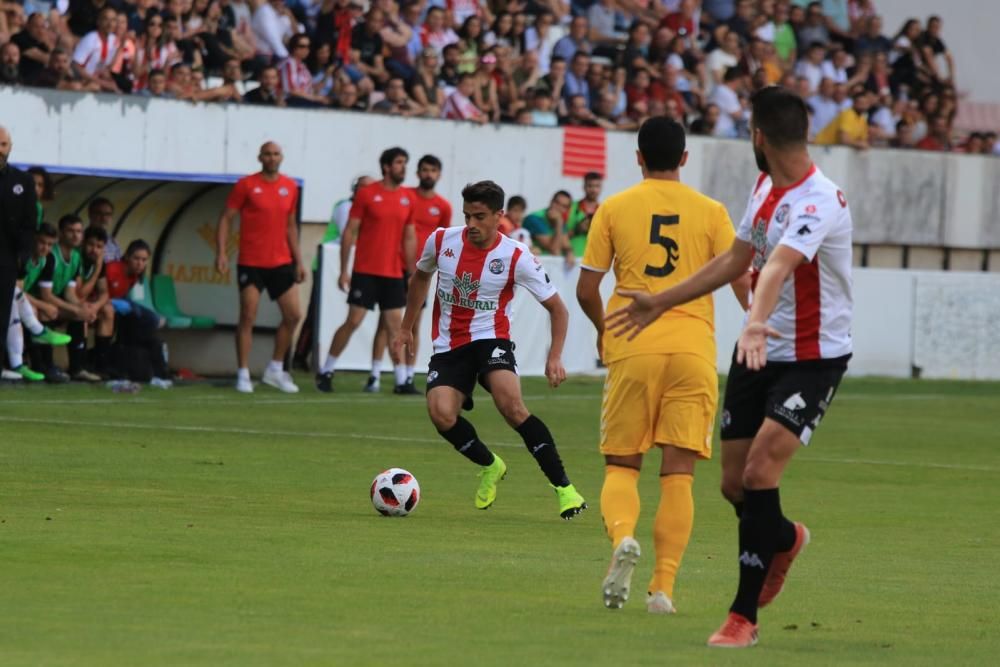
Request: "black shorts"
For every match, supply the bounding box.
[720,347,850,445]
[237,263,296,300]
[347,272,406,311]
[426,338,517,398]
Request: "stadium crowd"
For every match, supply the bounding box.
[0,0,997,154]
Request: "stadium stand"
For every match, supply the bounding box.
[0,0,997,154]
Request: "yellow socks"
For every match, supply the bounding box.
[649,473,694,598]
[601,465,641,548]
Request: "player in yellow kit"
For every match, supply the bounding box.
[576,117,750,614]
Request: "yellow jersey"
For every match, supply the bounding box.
[582,178,735,365]
[814,108,869,146]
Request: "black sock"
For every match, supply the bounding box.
[730,487,784,624]
[439,416,495,466]
[67,322,86,374]
[775,515,797,552]
[95,336,112,373]
[515,415,570,487]
[731,500,744,519]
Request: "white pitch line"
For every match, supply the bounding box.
[1,415,997,473]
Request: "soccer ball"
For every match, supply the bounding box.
[370,468,421,517]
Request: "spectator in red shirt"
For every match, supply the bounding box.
[317,146,417,395]
[916,114,952,152]
[369,154,452,392]
[215,141,305,394]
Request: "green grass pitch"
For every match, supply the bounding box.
[1,374,999,666]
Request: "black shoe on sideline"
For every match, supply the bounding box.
[315,372,334,393]
[393,380,420,395]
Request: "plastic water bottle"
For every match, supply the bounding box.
[106,380,141,394]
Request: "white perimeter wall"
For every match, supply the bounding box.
[317,246,1000,381]
[2,86,1000,249]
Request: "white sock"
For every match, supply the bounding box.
[15,288,44,336]
[371,359,383,377]
[405,365,415,379]
[322,355,337,374]
[237,367,250,381]
[394,365,408,386]
[7,308,24,368]
[266,360,283,374]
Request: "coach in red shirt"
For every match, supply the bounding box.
[216,141,305,394]
[316,146,417,394]
[369,154,452,393]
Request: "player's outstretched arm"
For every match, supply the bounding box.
[539,293,569,388]
[606,240,753,340]
[737,245,803,370]
[394,269,434,358]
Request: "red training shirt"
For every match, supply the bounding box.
[349,181,414,278]
[225,173,299,268]
[106,260,139,299]
[409,190,453,257]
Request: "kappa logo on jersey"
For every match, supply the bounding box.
[488,259,505,275]
[443,248,455,258]
[797,224,812,236]
[775,203,790,225]
[491,347,506,359]
[783,392,807,410]
[438,272,496,312]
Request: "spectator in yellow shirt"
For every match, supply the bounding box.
[814,90,872,149]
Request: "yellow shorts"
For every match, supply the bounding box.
[600,353,718,459]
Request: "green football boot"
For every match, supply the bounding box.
[32,327,71,346]
[475,454,507,510]
[554,484,588,520]
[16,365,45,382]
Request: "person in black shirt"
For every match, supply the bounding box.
[351,7,388,86]
[243,66,285,106]
[11,13,53,83]
[0,126,39,372]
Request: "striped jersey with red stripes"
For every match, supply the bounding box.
[736,165,853,362]
[416,226,558,353]
[277,57,313,95]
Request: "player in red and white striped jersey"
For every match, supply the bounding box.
[606,87,853,648]
[392,181,587,520]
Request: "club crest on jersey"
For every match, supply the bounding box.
[279,187,289,196]
[13,184,24,195]
[430,207,440,215]
[488,259,505,275]
[400,196,410,206]
[774,203,790,225]
[438,272,496,311]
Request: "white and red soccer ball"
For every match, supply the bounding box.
[370,468,421,517]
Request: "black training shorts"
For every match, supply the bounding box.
[237,263,296,300]
[426,338,517,398]
[720,347,850,445]
[347,272,406,311]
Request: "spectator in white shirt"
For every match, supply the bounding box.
[820,44,849,84]
[807,77,839,138]
[794,41,826,94]
[72,7,121,91]
[706,28,741,85]
[588,0,628,47]
[253,0,296,61]
[441,72,486,123]
[709,66,747,138]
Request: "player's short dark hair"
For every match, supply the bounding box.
[552,190,572,203]
[462,181,505,212]
[37,222,58,239]
[750,85,809,147]
[379,147,408,169]
[27,166,53,201]
[58,213,83,230]
[507,195,526,210]
[584,171,603,182]
[126,239,151,257]
[637,116,686,171]
[418,154,442,170]
[84,226,109,243]
[88,197,113,214]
